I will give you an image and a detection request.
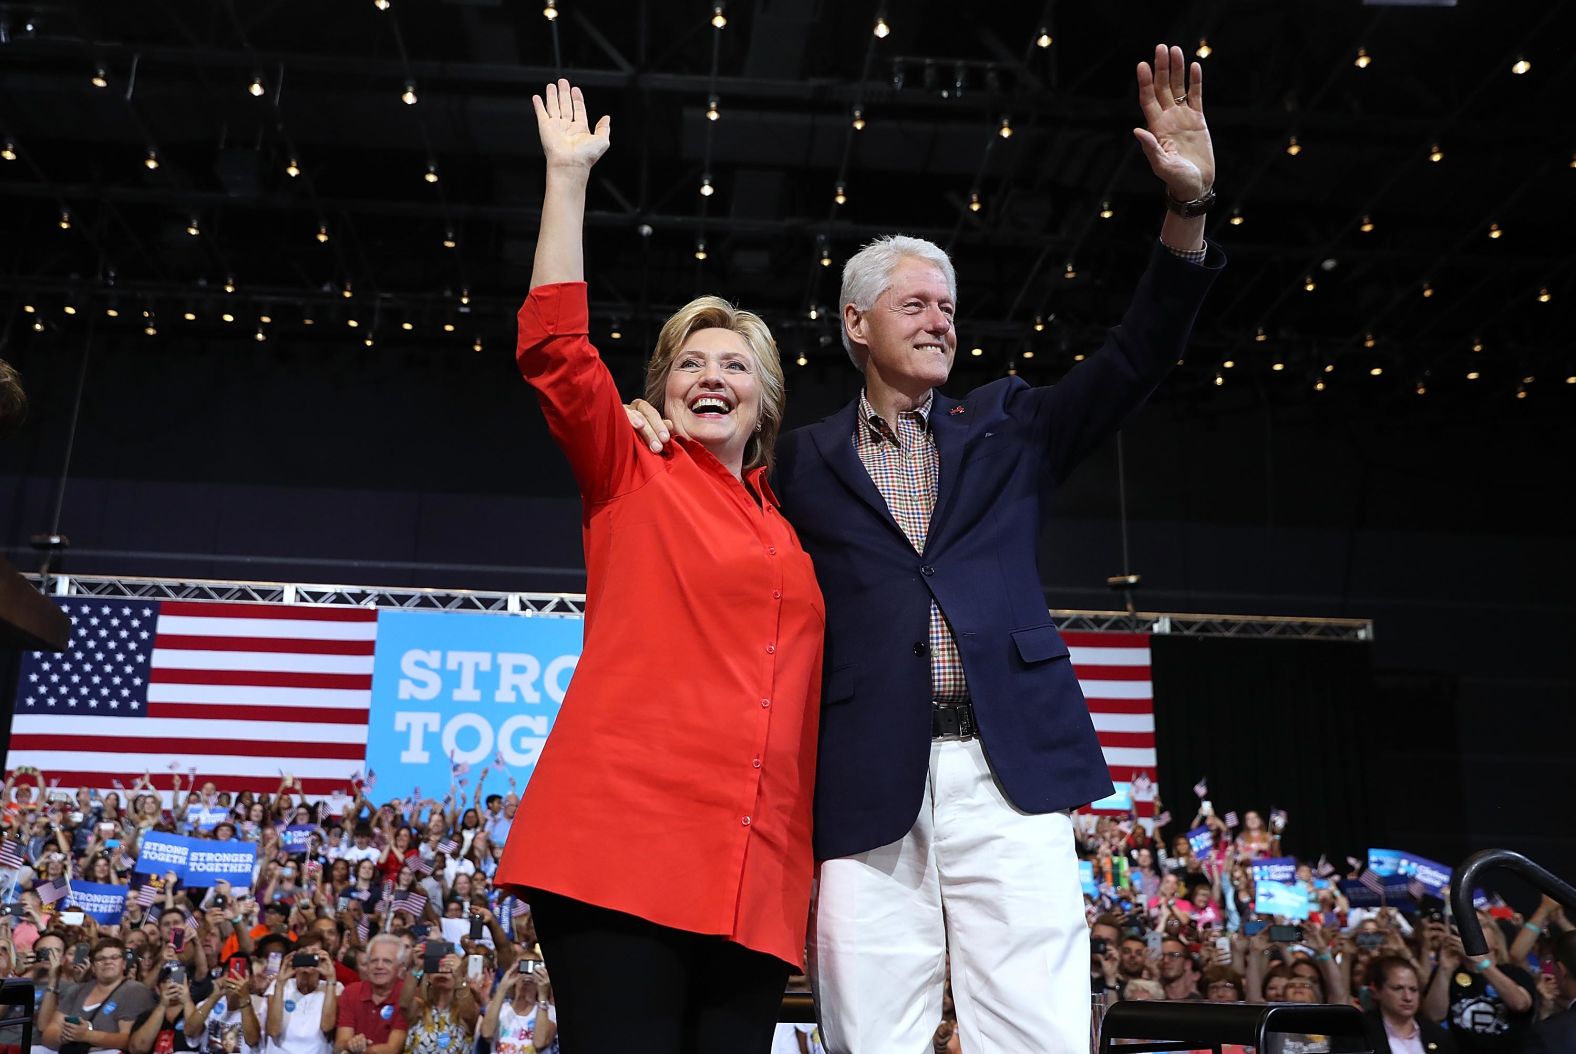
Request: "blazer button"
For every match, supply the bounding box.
[920,565,935,576]
[913,642,929,657]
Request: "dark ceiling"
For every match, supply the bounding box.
[1,0,1574,427]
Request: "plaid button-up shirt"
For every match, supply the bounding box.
[853,390,968,702]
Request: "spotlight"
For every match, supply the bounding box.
[91,67,109,88]
[820,246,832,267]
[968,192,982,212]
[1428,143,1443,163]
[796,352,808,366]
[834,183,847,205]
[58,208,72,230]
[711,3,726,29]
[1,140,15,161]
[402,81,418,106]
[1422,281,1434,298]
[259,315,272,324]
[873,15,890,38]
[1354,47,1371,69]
[1035,28,1052,48]
[1254,327,1267,342]
[1033,315,1045,332]
[187,216,201,236]
[1369,367,1383,376]
[473,336,483,352]
[851,108,865,131]
[1303,275,1316,292]
[1195,38,1212,59]
[223,274,236,294]
[1064,261,1077,279]
[1537,287,1551,303]
[610,323,623,340]
[1363,333,1376,348]
[144,147,160,170]
[1285,135,1301,156]
[222,312,237,323]
[1228,208,1244,226]
[442,322,455,332]
[374,0,390,8]
[347,318,360,328]
[543,0,558,19]
[342,280,354,299]
[1271,362,1285,371]
[695,239,708,261]
[970,347,983,357]
[1487,223,1502,239]
[1022,349,1034,359]
[699,174,714,197]
[1471,338,1483,353]
[254,325,267,342]
[808,305,819,320]
[286,157,301,177]
[1099,201,1114,219]
[460,288,471,305]
[1223,359,1235,368]
[183,311,196,321]
[442,227,457,248]
[998,116,1013,139]
[424,161,439,183]
[402,321,414,331]
[316,223,329,243]
[1512,58,1531,75]
[248,74,265,97]
[63,305,77,316]
[706,95,720,121]
[1359,215,1374,233]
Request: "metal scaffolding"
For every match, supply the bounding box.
[33,574,1372,641]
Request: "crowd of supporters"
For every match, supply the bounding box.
[0,770,1571,1054]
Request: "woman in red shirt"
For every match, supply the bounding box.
[495,80,823,1054]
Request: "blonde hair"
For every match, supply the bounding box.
[644,296,785,474]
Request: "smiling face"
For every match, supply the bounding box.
[846,256,956,393]
[661,328,762,470]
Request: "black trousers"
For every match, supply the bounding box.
[528,888,791,1054]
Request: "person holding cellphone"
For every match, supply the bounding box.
[496,78,822,1054]
[42,937,155,1054]
[263,942,337,1054]
[482,960,557,1054]
[396,946,482,1054]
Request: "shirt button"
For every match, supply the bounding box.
[742,816,752,826]
[921,565,935,576]
[760,698,771,708]
[752,757,762,768]
[772,590,781,600]
[765,643,776,655]
[767,545,777,556]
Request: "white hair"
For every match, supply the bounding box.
[367,932,406,964]
[838,234,958,369]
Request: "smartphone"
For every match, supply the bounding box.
[466,954,483,980]
[520,960,538,975]
[1355,931,1386,951]
[65,1016,82,1026]
[1200,800,1214,816]
[171,927,186,951]
[1214,935,1232,965]
[1146,929,1164,954]
[73,944,91,966]
[1243,918,1268,937]
[422,941,452,975]
[265,952,282,978]
[291,952,317,969]
[1267,924,1303,943]
[212,895,229,909]
[468,914,484,941]
[409,924,430,939]
[1091,937,1109,955]
[227,957,250,982]
[59,910,86,926]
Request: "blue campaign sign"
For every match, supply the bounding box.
[1367,847,1403,877]
[1254,878,1310,920]
[281,825,317,855]
[364,610,583,804]
[68,881,127,924]
[1251,857,1297,885]
[1079,860,1096,897]
[1185,826,1213,857]
[1087,783,1132,813]
[133,831,257,888]
[1397,852,1452,895]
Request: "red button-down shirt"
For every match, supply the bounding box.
[496,282,824,968]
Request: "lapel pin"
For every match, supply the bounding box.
[949,405,967,415]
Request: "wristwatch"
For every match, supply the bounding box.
[1163,185,1216,217]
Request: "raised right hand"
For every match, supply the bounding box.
[533,79,611,171]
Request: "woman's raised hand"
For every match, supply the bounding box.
[533,79,610,171]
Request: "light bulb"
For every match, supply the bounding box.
[59,208,72,230]
[1035,29,1052,48]
[796,352,808,366]
[851,108,865,131]
[968,192,981,213]
[1285,136,1301,156]
[1099,201,1114,219]
[1354,48,1371,69]
[224,275,236,294]
[187,217,201,236]
[1228,208,1244,226]
[91,67,109,88]
[834,183,847,205]
[402,82,418,105]
[442,229,456,248]
[998,116,1013,139]
[1512,58,1531,75]
[144,147,160,170]
[694,240,708,261]
[699,175,714,197]
[316,224,329,243]
[248,75,265,97]
[873,16,890,38]
[706,95,720,121]
[1303,276,1316,292]
[424,161,439,183]
[1359,215,1374,233]
[1196,39,1212,59]
[1,140,16,161]
[286,157,301,178]
[1064,262,1077,279]
[1488,223,1502,239]
[711,3,726,29]
[543,0,557,19]
[1428,143,1443,163]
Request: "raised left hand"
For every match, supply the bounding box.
[1134,44,1215,200]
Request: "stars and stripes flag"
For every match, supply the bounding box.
[436,837,459,856]
[1358,868,1386,895]
[7,598,374,794]
[392,890,427,916]
[1070,633,1160,818]
[37,876,71,904]
[0,839,24,870]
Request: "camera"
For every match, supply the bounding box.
[1091,937,1109,955]
[1355,931,1386,951]
[212,895,228,909]
[160,962,187,984]
[291,952,317,969]
[1267,924,1303,943]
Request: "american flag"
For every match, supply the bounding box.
[38,876,71,904]
[7,598,375,793]
[0,838,24,870]
[1069,633,1159,818]
[436,837,459,855]
[408,856,433,876]
[393,890,427,916]
[1224,811,1240,829]
[1358,869,1386,895]
[356,917,370,942]
[134,880,162,907]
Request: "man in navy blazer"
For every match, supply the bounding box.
[630,44,1223,1054]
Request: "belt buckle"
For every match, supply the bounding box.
[934,702,975,740]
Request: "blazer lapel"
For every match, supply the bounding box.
[807,398,908,544]
[924,392,973,555]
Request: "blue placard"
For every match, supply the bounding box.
[1079,860,1096,897]
[1397,852,1452,895]
[364,610,582,804]
[1087,783,1133,813]
[132,831,257,888]
[1254,878,1310,919]
[281,825,317,855]
[1367,847,1403,876]
[1185,826,1213,857]
[68,881,128,924]
[1251,857,1297,885]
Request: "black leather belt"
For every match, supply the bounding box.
[931,702,976,739]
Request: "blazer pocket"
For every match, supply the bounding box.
[1011,624,1070,664]
[824,662,858,704]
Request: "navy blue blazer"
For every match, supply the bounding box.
[774,242,1224,861]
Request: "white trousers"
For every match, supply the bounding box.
[809,736,1090,1054]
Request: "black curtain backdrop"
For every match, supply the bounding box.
[1150,636,1378,865]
